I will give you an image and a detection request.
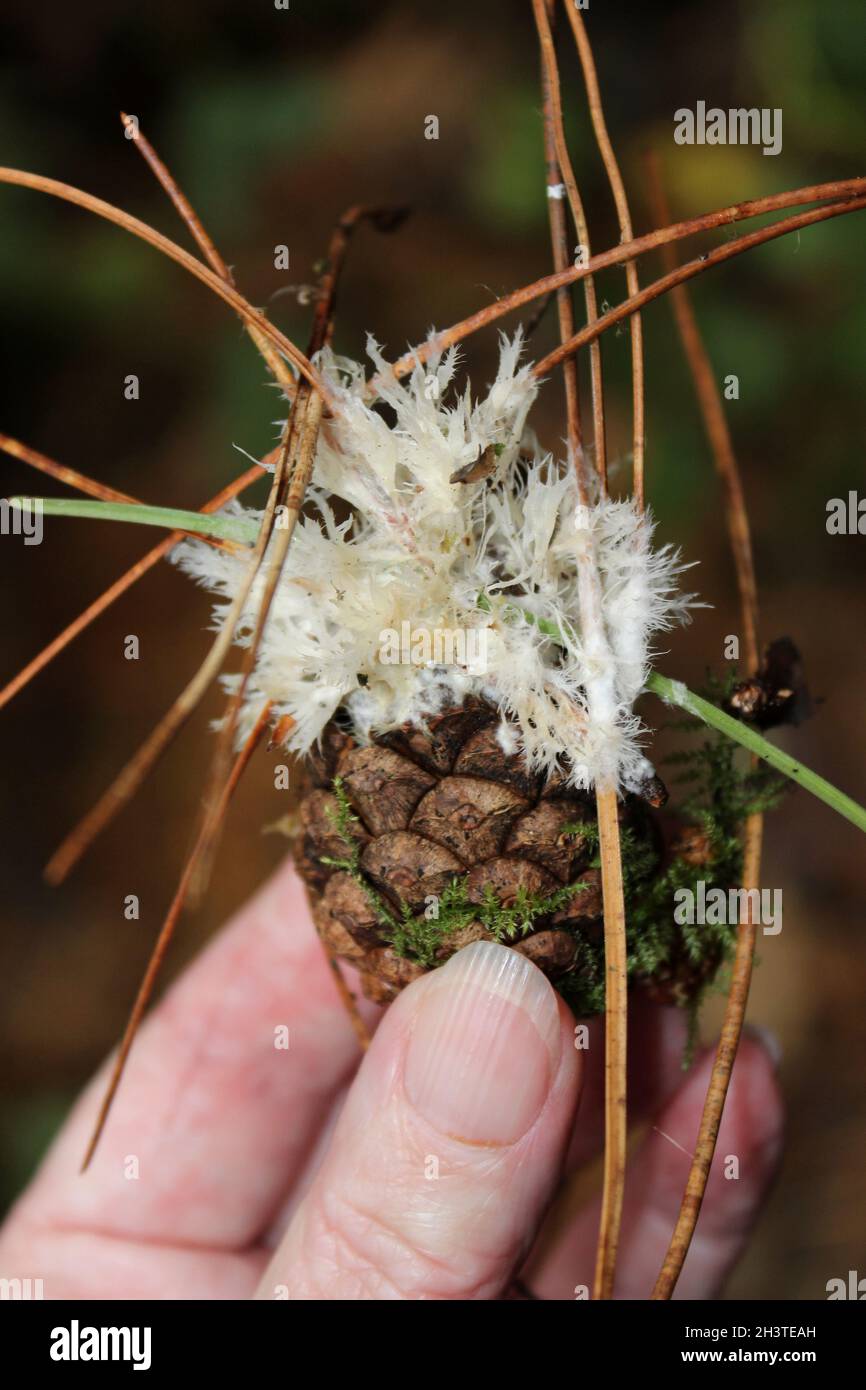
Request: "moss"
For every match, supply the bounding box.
[326,775,362,851]
[321,778,403,934]
[386,878,588,967]
[387,900,449,967]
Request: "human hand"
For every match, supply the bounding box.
[0,858,783,1299]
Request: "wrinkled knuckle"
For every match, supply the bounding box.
[304,1185,492,1300]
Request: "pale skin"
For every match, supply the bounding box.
[0,859,783,1300]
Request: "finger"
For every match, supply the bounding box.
[529,1031,784,1299]
[257,940,582,1300]
[264,976,683,1247]
[270,992,687,1246]
[260,982,688,1251]
[16,860,373,1249]
[0,1219,261,1302]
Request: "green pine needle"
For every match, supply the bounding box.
[8,497,258,545]
[647,671,866,835]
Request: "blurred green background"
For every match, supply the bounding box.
[0,0,864,1299]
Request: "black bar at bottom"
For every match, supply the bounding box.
[1,1296,861,1375]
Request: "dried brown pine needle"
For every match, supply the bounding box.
[533,194,866,377]
[644,152,759,668]
[533,0,606,484]
[565,4,645,508]
[532,4,628,1299]
[0,167,331,407]
[644,153,763,1300]
[383,177,866,386]
[120,113,295,393]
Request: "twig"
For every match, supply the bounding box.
[80,702,272,1170]
[565,4,644,508]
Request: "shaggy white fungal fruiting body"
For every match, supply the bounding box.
[174,334,697,794]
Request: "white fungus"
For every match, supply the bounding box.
[174,333,698,794]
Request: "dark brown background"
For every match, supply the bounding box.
[0,0,863,1299]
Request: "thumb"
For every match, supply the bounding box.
[257,940,582,1300]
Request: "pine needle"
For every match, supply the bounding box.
[533,0,605,486]
[648,673,866,837]
[0,433,137,504]
[566,5,645,508]
[644,152,823,1297]
[651,813,763,1297]
[8,497,258,546]
[120,113,296,394]
[189,204,387,901]
[0,166,332,408]
[593,783,628,1300]
[0,465,263,714]
[533,195,866,378]
[531,5,628,1300]
[382,178,866,387]
[644,153,758,667]
[43,451,293,886]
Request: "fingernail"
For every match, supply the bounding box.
[404,940,561,1145]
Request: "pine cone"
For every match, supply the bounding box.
[294,699,664,1009]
